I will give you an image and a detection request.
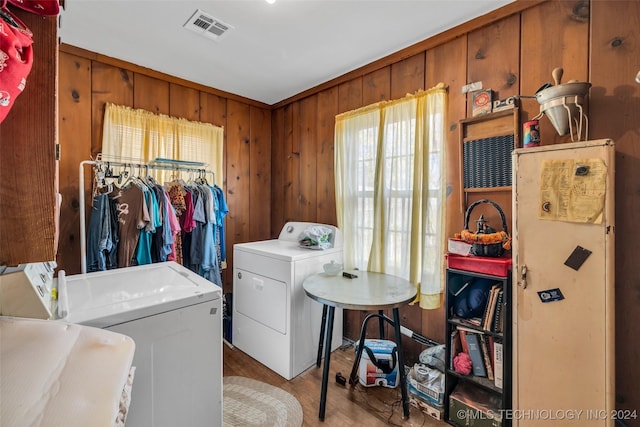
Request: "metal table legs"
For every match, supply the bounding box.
[318,305,335,421]
[392,308,410,418]
[316,304,328,367]
[316,306,410,421]
[348,309,410,419]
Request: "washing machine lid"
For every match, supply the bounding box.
[234,222,343,262]
[61,262,221,328]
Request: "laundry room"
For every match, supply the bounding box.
[1,0,639,426]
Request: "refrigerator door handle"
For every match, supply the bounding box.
[518,264,528,288]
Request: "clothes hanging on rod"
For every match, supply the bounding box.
[164,176,228,285]
[80,157,227,286]
[85,192,118,272]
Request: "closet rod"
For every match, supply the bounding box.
[78,158,215,274]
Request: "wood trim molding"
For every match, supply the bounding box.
[272,0,548,108]
[59,44,271,110]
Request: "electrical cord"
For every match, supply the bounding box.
[349,381,427,427]
[337,342,430,426]
[337,337,442,425]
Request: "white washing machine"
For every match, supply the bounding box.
[61,262,223,427]
[233,222,344,380]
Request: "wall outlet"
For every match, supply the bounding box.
[461,81,483,94]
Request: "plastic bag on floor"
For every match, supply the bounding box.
[419,344,446,372]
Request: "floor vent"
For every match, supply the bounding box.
[183,9,233,41]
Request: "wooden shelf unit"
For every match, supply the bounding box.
[444,266,512,427]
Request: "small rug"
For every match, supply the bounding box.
[223,376,303,427]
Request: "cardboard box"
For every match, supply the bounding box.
[448,238,472,256]
[409,395,443,421]
[492,96,517,112]
[448,383,503,427]
[449,394,502,427]
[471,89,493,116]
[407,365,444,407]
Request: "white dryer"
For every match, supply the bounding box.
[233,222,343,380]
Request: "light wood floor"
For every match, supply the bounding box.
[223,341,448,427]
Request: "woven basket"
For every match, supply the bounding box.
[460,199,510,258]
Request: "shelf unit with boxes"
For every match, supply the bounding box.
[444,260,512,427]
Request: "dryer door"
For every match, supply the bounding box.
[235,269,287,334]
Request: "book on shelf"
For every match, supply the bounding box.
[482,284,500,331]
[480,287,493,330]
[492,290,504,333]
[487,335,495,372]
[456,324,481,347]
[494,339,503,389]
[458,327,470,355]
[464,332,487,377]
[466,317,483,327]
[455,317,482,328]
[449,329,461,369]
[479,334,494,380]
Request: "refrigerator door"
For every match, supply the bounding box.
[512,139,615,426]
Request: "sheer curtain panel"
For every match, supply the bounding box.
[334,84,447,309]
[101,103,224,185]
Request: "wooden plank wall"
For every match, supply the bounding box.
[0,10,57,266]
[57,47,271,294]
[53,0,639,418]
[590,1,640,420]
[269,0,640,417]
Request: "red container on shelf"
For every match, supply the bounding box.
[446,253,512,277]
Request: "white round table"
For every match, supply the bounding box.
[303,270,417,421]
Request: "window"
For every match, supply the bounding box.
[334,85,447,309]
[101,103,224,186]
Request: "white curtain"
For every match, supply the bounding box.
[334,84,447,309]
[101,103,224,186]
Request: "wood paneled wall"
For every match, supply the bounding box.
[269,0,640,419]
[57,46,272,293]
[0,10,57,266]
[54,0,639,419]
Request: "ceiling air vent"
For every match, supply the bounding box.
[183,9,234,41]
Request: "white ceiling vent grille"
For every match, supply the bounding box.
[183,9,234,41]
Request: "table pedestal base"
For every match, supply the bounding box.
[316,307,410,421]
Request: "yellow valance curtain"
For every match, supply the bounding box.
[334,83,447,309]
[101,103,224,186]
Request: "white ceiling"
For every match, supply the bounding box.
[58,0,515,105]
